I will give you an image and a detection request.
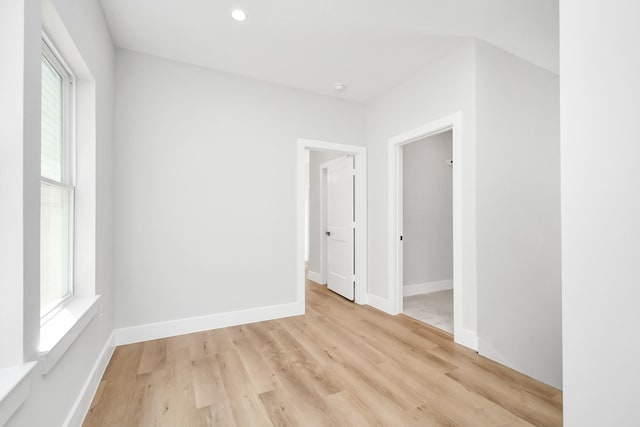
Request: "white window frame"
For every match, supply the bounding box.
[40,34,77,323]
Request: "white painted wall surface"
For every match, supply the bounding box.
[365,41,478,335]
[5,0,116,425]
[307,151,343,280]
[561,0,640,424]
[475,41,561,389]
[113,50,365,328]
[0,0,38,369]
[402,131,453,287]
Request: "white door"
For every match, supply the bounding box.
[326,156,355,300]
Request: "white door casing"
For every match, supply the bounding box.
[388,112,478,351]
[326,156,355,300]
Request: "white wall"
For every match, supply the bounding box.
[366,40,562,387]
[402,131,453,287]
[475,41,561,389]
[0,0,39,369]
[5,0,116,425]
[365,41,478,336]
[561,0,640,424]
[113,50,365,329]
[307,151,343,280]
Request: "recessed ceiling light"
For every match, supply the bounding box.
[232,9,247,22]
[335,83,346,92]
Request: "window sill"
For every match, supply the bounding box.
[0,362,37,426]
[38,295,101,375]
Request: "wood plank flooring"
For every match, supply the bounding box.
[83,281,563,426]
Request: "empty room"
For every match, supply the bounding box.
[401,130,454,333]
[2,0,639,426]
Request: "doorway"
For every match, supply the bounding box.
[296,139,367,313]
[387,112,477,350]
[401,131,453,333]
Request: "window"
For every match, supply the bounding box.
[40,38,75,319]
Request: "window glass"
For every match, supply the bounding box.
[40,182,73,315]
[41,57,63,182]
[40,47,74,318]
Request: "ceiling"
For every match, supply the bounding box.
[100,0,558,103]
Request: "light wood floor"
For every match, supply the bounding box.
[84,281,562,426]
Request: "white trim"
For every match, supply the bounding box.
[366,294,394,314]
[38,295,101,375]
[318,164,328,284]
[42,32,74,82]
[403,280,453,297]
[297,139,368,308]
[388,112,478,351]
[307,270,324,285]
[114,302,302,346]
[456,329,479,352]
[0,362,37,427]
[63,332,115,427]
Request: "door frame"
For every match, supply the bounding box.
[297,139,367,311]
[387,112,473,348]
[318,155,352,290]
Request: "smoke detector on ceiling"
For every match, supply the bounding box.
[334,83,346,92]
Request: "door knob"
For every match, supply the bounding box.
[326,231,331,236]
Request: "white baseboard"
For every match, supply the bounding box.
[454,327,478,351]
[403,279,453,297]
[307,270,325,285]
[64,332,115,427]
[366,293,394,315]
[114,302,303,346]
